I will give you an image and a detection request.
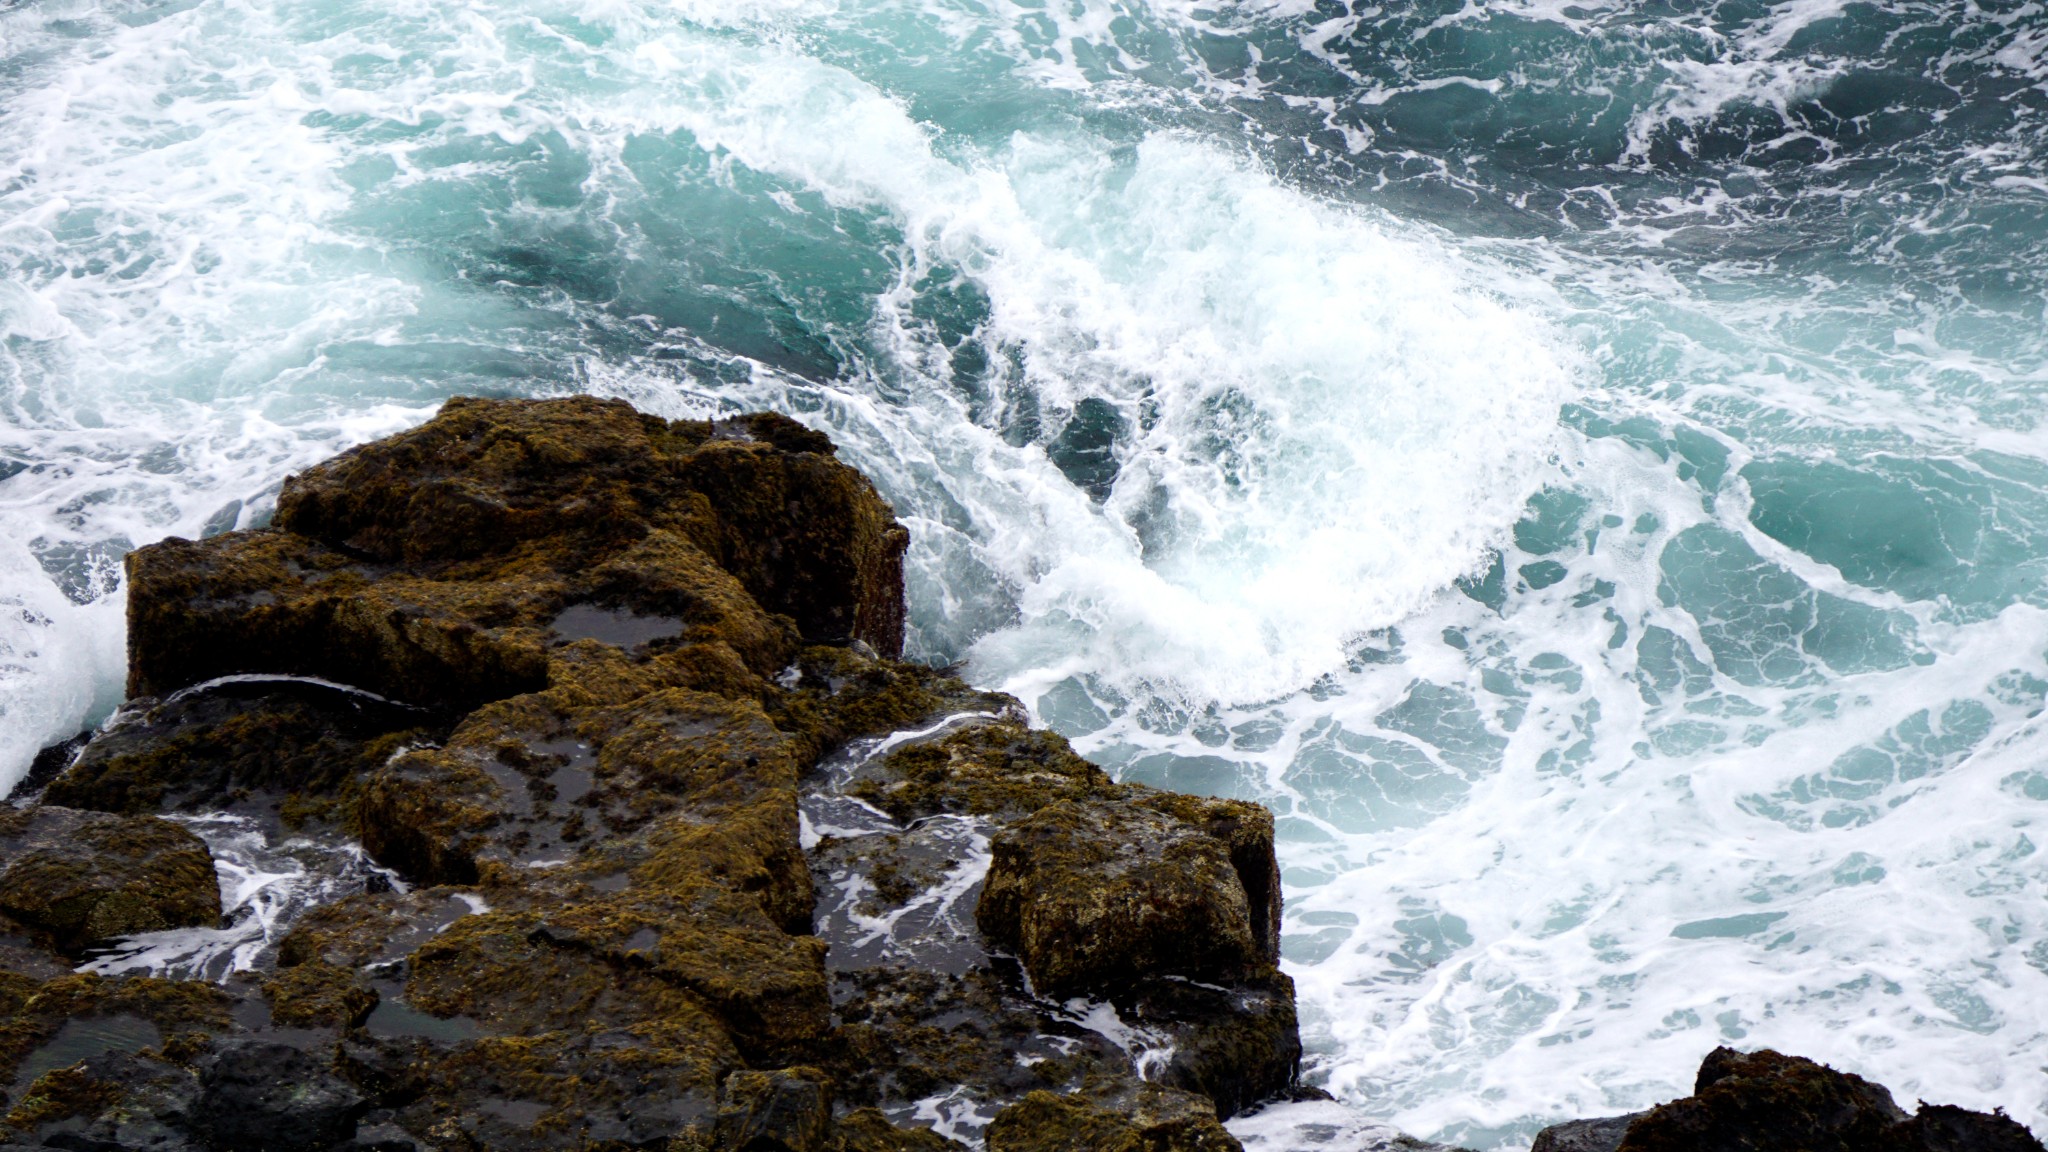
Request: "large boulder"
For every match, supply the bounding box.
[0,807,221,955]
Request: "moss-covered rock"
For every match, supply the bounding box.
[823,966,1120,1113]
[984,1087,1243,1152]
[716,1066,832,1152]
[0,972,232,1091]
[772,647,1015,767]
[975,798,1264,998]
[0,807,221,955]
[845,721,1112,824]
[2,1050,201,1147]
[1121,971,1300,1121]
[262,962,379,1030]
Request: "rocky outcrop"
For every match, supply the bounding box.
[0,397,1301,1151]
[1532,1047,2046,1152]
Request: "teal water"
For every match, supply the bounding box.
[4,0,2048,1145]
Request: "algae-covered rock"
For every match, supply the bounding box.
[126,397,906,705]
[984,1087,1243,1152]
[0,972,233,1097]
[0,807,221,955]
[45,679,442,827]
[716,1066,833,1152]
[263,961,379,1030]
[846,721,1111,824]
[976,798,1266,998]
[1123,971,1300,1121]
[2,1049,201,1149]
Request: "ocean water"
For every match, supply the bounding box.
[4,0,2048,1145]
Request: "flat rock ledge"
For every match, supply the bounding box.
[0,397,1306,1152]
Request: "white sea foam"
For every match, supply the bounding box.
[582,27,1572,702]
[82,813,404,980]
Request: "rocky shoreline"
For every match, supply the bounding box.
[0,396,2041,1152]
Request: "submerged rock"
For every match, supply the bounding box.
[8,397,1304,1150]
[1531,1046,2046,1152]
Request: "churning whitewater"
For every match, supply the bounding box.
[4,0,2048,1146]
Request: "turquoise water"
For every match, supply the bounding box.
[4,0,2048,1145]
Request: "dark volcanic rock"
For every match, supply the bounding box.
[194,1040,366,1151]
[2,1049,202,1150]
[20,397,1302,1151]
[1535,1047,2046,1152]
[0,807,221,955]
[1618,1046,1906,1151]
[1122,972,1300,1121]
[1888,1103,2047,1152]
[1531,1113,1636,1152]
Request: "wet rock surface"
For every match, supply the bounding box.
[1532,1046,2045,1152]
[0,397,1303,1151]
